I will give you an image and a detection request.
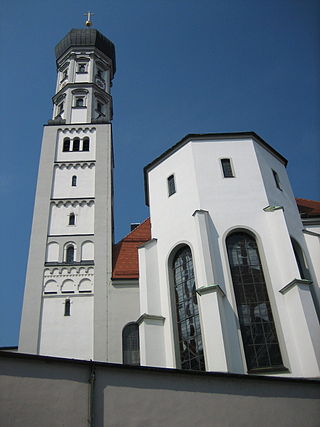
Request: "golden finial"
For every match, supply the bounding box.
[84,11,94,27]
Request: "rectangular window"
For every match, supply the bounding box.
[64,300,71,316]
[167,175,176,196]
[75,97,84,108]
[272,170,282,190]
[221,159,234,178]
[77,63,87,73]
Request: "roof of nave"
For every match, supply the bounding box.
[112,218,151,280]
[55,28,116,75]
[296,198,320,218]
[112,199,319,279]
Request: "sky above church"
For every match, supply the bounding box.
[0,0,319,346]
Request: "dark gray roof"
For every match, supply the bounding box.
[55,28,116,75]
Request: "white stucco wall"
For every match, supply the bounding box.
[39,294,93,359]
[141,136,320,377]
[55,128,96,162]
[49,201,94,235]
[52,163,95,199]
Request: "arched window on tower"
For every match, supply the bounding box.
[66,245,75,264]
[69,213,75,226]
[63,138,70,152]
[73,138,80,152]
[64,299,71,316]
[71,175,77,187]
[122,323,140,365]
[171,246,205,371]
[226,231,284,372]
[82,137,90,151]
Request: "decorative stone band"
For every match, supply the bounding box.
[50,199,95,207]
[196,284,225,297]
[54,162,95,170]
[279,278,313,295]
[136,313,165,326]
[263,205,284,212]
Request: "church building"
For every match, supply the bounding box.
[18,24,320,378]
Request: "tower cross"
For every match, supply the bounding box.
[84,11,94,27]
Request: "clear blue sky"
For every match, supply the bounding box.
[0,0,319,346]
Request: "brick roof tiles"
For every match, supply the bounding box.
[112,218,151,279]
[296,198,320,218]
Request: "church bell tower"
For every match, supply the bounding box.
[19,20,116,361]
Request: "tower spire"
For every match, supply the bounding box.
[84,11,94,27]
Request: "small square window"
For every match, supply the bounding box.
[78,63,86,73]
[221,159,234,178]
[75,97,84,108]
[168,175,176,196]
[272,170,282,190]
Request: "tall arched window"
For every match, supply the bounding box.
[71,175,77,187]
[73,138,80,152]
[227,232,284,372]
[63,138,70,152]
[172,246,205,371]
[82,137,90,151]
[122,323,140,365]
[66,245,75,263]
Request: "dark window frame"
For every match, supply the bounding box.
[221,158,234,178]
[82,138,90,152]
[171,246,205,371]
[226,231,285,372]
[66,245,75,263]
[64,299,71,316]
[272,169,282,190]
[62,138,70,152]
[68,213,75,226]
[71,175,77,187]
[167,174,176,197]
[73,139,80,152]
[122,323,140,366]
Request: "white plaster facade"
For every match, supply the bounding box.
[139,135,320,377]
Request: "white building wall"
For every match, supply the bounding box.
[49,201,94,235]
[142,136,320,377]
[55,128,96,163]
[39,295,93,359]
[52,163,95,199]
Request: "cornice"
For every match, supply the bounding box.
[50,199,95,207]
[54,162,95,170]
[279,278,312,295]
[58,126,96,134]
[137,313,165,325]
[196,284,225,297]
[44,265,94,276]
[53,82,112,104]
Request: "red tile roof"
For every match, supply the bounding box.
[296,198,320,218]
[112,218,151,279]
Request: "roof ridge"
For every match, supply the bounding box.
[115,218,150,243]
[296,197,320,203]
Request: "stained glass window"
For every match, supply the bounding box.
[122,323,140,365]
[227,232,284,371]
[172,246,205,371]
